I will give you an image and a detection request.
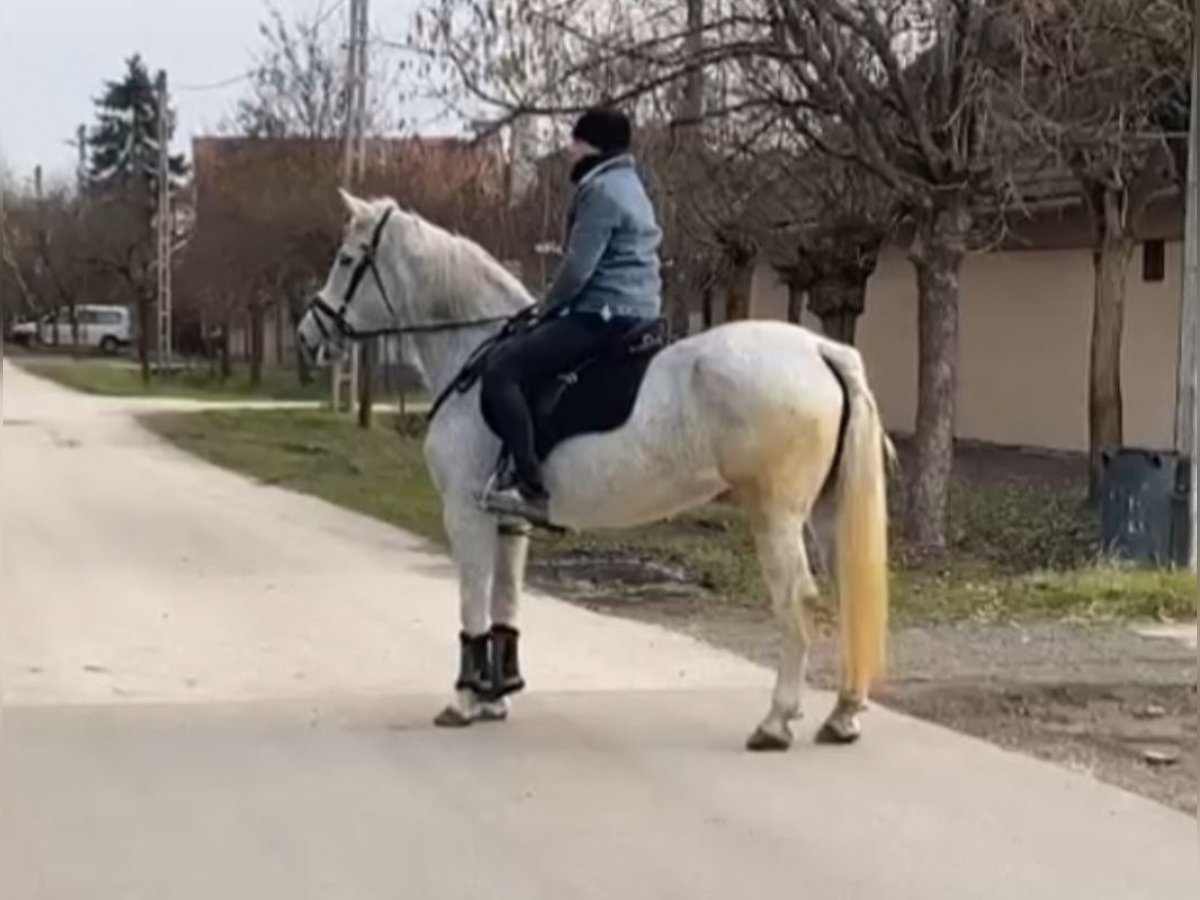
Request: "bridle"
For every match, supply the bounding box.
[306,206,509,342]
[302,205,537,424]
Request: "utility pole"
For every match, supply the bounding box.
[155,69,174,372]
[57,126,90,354]
[73,125,86,195]
[331,0,374,425]
[31,165,52,347]
[342,0,369,187]
[1175,0,1198,570]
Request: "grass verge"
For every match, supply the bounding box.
[144,408,1196,626]
[21,359,327,402]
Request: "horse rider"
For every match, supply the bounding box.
[481,107,664,522]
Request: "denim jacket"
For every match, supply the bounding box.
[541,154,663,321]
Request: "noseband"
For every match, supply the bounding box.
[309,206,398,340]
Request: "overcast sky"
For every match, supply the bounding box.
[0,0,425,186]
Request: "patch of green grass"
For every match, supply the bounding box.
[22,360,327,402]
[889,563,1194,625]
[146,409,446,539]
[144,409,1196,626]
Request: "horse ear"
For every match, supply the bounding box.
[338,187,369,221]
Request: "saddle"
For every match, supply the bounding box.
[473,317,669,468]
[528,317,668,460]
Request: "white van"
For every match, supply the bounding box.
[9,305,133,355]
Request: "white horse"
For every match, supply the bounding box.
[298,190,891,750]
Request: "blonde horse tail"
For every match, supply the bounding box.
[818,340,891,700]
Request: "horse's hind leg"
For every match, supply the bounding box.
[746,511,817,752]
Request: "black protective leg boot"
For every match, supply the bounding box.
[489,624,525,698]
[454,632,494,697]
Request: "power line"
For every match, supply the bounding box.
[175,0,349,94]
[175,71,255,93]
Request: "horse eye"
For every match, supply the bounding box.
[338,253,354,268]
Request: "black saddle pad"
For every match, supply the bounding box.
[531,319,666,459]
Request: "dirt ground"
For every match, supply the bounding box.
[533,551,1197,816]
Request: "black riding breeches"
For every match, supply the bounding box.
[480,313,632,493]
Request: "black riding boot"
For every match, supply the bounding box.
[489,624,525,698]
[454,632,493,697]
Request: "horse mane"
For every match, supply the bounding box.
[370,198,534,321]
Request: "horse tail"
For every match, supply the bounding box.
[817,340,891,699]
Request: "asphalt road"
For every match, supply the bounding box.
[1,362,1194,899]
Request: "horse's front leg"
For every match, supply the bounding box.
[489,520,531,700]
[433,498,506,728]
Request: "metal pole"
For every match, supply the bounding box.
[340,0,360,187]
[355,0,369,184]
[349,0,374,427]
[1176,0,1199,570]
[155,70,173,371]
[334,0,366,414]
[75,125,86,194]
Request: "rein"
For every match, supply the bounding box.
[425,307,540,424]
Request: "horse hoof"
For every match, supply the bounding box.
[433,705,474,728]
[478,700,509,723]
[815,720,861,745]
[746,726,792,752]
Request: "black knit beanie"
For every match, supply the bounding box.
[571,108,632,155]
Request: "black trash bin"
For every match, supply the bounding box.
[1099,448,1192,567]
[1169,458,1193,567]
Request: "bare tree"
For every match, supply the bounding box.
[1003,0,1191,491]
[82,193,161,378]
[1,184,129,353]
[26,187,91,353]
[1,190,50,319]
[765,152,897,344]
[234,2,397,139]
[187,138,344,384]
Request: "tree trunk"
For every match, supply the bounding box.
[286,292,314,385]
[249,305,264,388]
[723,245,755,321]
[295,342,314,386]
[357,338,375,429]
[1088,190,1134,495]
[907,203,970,554]
[701,283,715,329]
[809,274,867,346]
[219,314,232,380]
[137,294,152,384]
[274,302,285,368]
[786,279,805,324]
[819,310,858,345]
[665,275,691,340]
[68,303,81,359]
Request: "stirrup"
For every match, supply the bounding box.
[478,455,516,502]
[479,487,551,527]
[475,486,566,533]
[475,456,566,533]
